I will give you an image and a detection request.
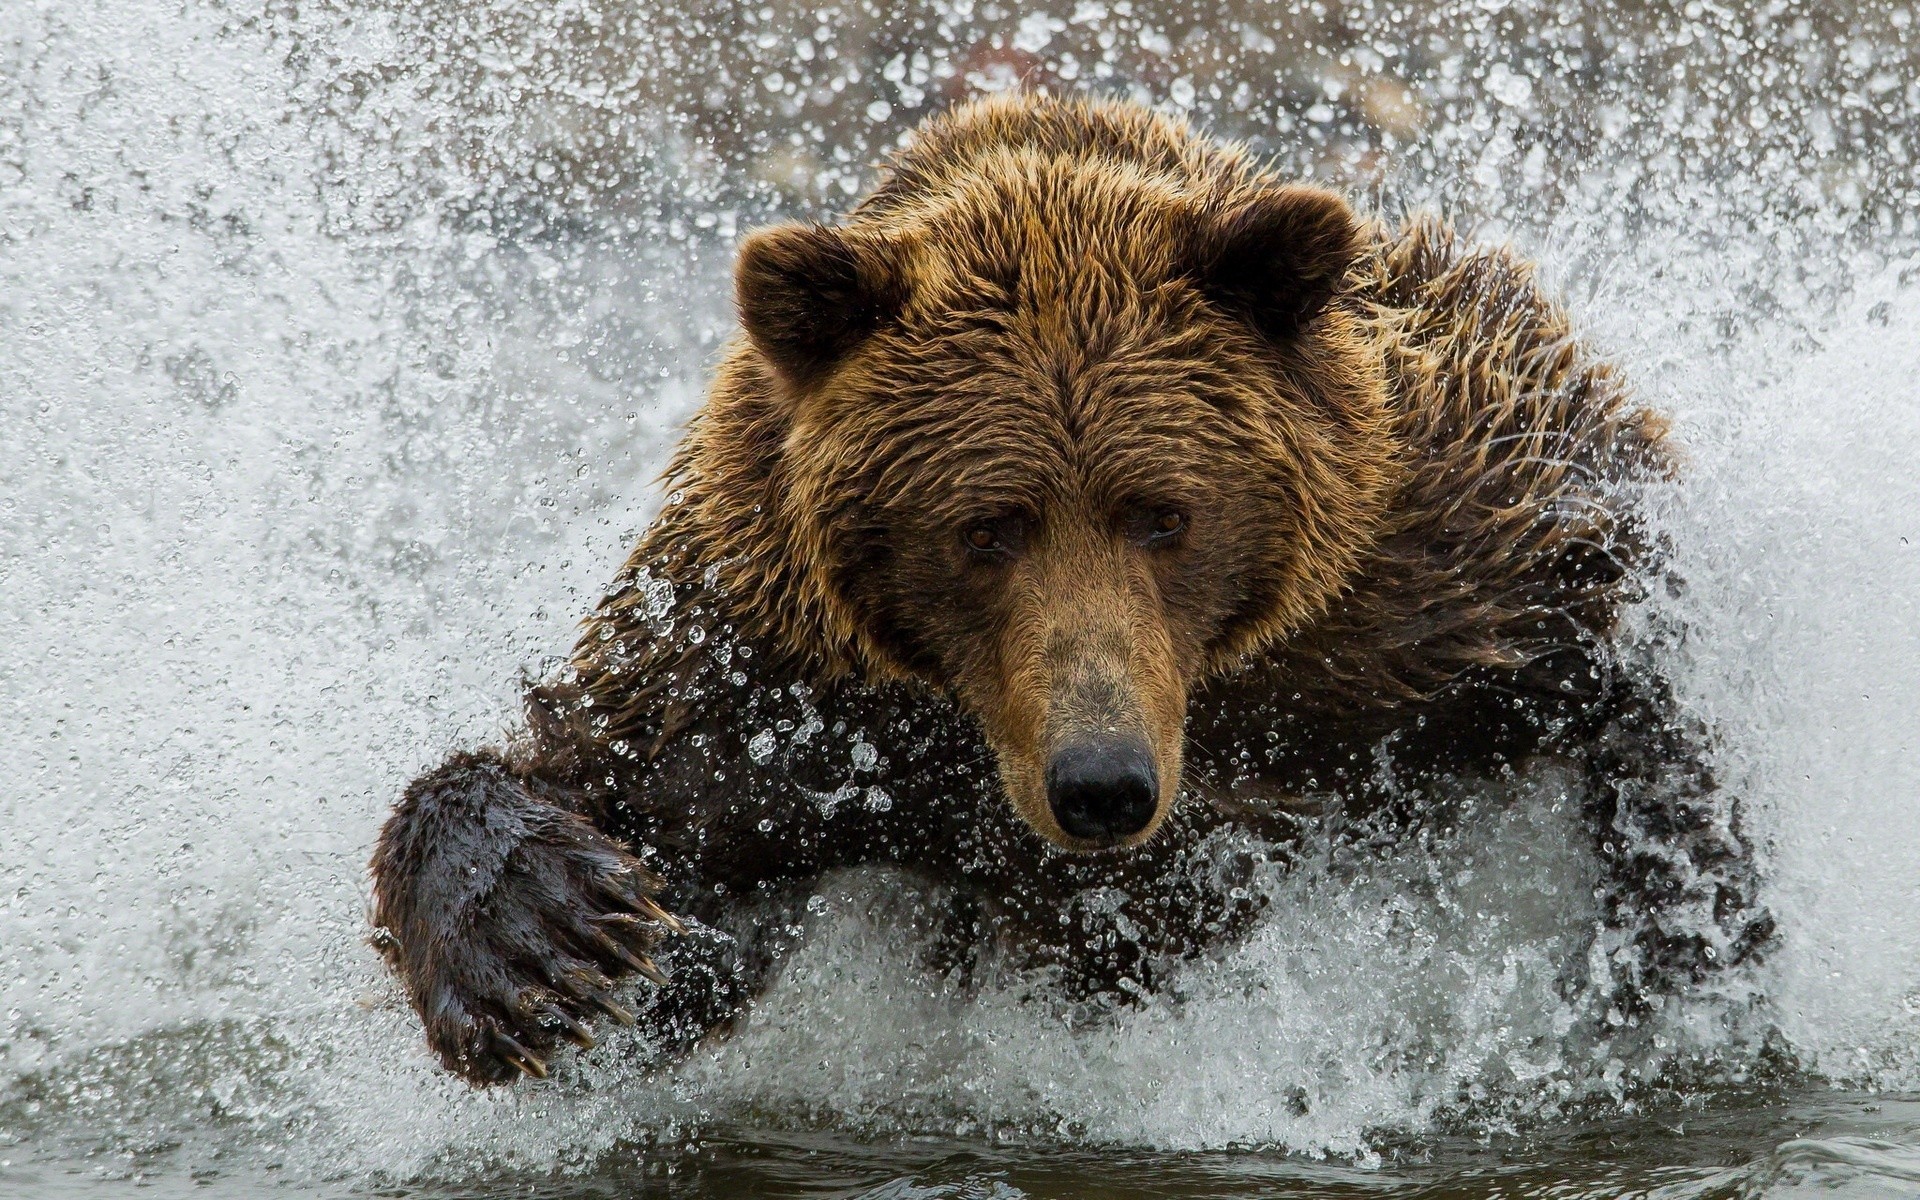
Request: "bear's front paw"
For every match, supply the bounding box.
[376,793,685,1085]
[425,827,680,1083]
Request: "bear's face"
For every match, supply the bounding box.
[734,169,1397,852]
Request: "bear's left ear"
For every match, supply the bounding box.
[735,222,905,389]
[1185,186,1365,342]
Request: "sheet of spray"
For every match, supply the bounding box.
[1,0,1916,1182]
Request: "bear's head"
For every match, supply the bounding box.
[724,107,1399,852]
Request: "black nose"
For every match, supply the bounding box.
[1045,736,1158,843]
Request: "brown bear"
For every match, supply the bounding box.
[370,93,1772,1084]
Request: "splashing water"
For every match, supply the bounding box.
[2,0,1917,1193]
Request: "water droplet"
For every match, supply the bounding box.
[747,730,777,764]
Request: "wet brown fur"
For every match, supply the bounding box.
[370,95,1769,1085]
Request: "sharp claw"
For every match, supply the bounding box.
[591,912,652,938]
[597,904,687,939]
[491,1031,549,1079]
[586,992,636,1026]
[589,916,672,984]
[603,881,684,934]
[543,1006,596,1049]
[539,952,624,1007]
[507,1052,547,1079]
[635,898,686,934]
[595,932,672,986]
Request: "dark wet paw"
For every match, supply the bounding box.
[428,825,686,1083]
[372,762,686,1085]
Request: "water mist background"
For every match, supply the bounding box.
[2,0,1918,1181]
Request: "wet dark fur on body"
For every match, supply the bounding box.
[370,95,1772,1084]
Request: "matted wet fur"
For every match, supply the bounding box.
[370,94,1772,1085]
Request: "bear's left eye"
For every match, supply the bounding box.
[960,515,1024,558]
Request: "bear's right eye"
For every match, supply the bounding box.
[960,516,1023,559]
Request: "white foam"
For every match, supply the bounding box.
[1662,272,1920,1090]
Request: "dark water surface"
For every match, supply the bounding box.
[9,1092,1920,1197]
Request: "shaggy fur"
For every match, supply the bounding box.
[371,94,1771,1085]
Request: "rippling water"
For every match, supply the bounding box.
[3,0,1918,1195]
[9,1093,1920,1195]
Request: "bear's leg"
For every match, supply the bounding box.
[1583,676,1777,1010]
[624,888,827,1061]
[946,799,1303,1012]
[923,890,991,989]
[369,750,688,1083]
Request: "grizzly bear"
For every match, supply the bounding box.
[370,94,1772,1084]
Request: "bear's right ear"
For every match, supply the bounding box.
[735,223,905,389]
